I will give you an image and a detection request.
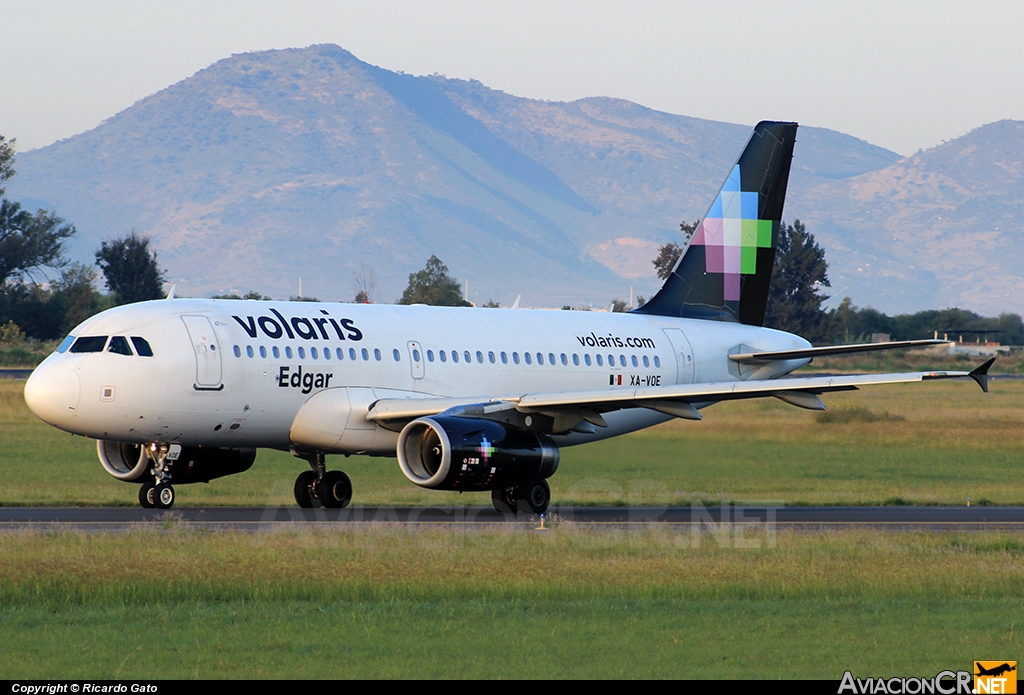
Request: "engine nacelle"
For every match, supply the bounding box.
[398,416,559,491]
[97,440,256,484]
[98,440,151,481]
[165,447,257,484]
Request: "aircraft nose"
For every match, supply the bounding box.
[24,362,81,427]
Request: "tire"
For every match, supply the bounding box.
[319,470,352,509]
[154,483,175,510]
[517,479,550,515]
[491,487,517,515]
[294,470,317,508]
[138,480,156,509]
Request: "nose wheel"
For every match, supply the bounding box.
[137,443,178,509]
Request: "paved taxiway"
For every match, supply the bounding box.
[1,506,1022,531]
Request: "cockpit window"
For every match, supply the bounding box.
[131,337,154,357]
[107,336,133,356]
[69,336,108,353]
[56,335,75,353]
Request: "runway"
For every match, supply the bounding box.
[1,505,1023,531]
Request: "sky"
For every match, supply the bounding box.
[1,0,1023,156]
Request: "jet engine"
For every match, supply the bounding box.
[397,416,559,491]
[97,440,256,484]
[97,440,151,481]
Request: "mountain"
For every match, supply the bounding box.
[796,120,1024,315]
[6,44,944,310]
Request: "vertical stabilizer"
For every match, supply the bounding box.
[635,121,797,325]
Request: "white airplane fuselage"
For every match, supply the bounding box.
[25,298,811,453]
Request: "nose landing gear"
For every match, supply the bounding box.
[137,443,179,509]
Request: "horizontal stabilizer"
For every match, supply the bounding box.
[969,357,996,393]
[728,339,948,364]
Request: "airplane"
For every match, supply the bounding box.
[23,121,993,513]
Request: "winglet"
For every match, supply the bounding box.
[166,283,176,300]
[969,357,996,393]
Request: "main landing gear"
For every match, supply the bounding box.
[138,443,178,510]
[293,451,352,509]
[491,479,550,516]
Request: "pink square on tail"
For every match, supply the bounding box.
[724,273,741,301]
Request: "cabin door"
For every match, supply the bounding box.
[181,315,224,390]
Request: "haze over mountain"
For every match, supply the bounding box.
[7,44,1019,314]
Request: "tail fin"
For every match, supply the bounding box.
[635,121,797,325]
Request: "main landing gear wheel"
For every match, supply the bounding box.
[139,480,157,509]
[491,487,518,515]
[319,470,352,509]
[154,482,175,510]
[294,470,318,508]
[517,479,551,515]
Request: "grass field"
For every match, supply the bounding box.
[3,374,1024,679]
[0,526,1021,678]
[2,375,1023,507]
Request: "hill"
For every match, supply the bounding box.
[8,44,954,310]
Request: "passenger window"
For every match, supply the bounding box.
[233,345,241,358]
[654,356,661,368]
[336,348,343,360]
[394,349,401,361]
[452,351,459,363]
[643,356,649,367]
[524,353,531,365]
[488,351,495,364]
[56,335,75,353]
[619,355,626,367]
[361,348,369,361]
[501,352,508,364]
[476,351,483,364]
[536,353,543,365]
[286,347,294,359]
[560,354,567,366]
[596,354,604,367]
[572,354,579,366]
[440,351,447,363]
[130,337,154,357]
[311,347,318,359]
[584,354,591,366]
[259,346,267,358]
[513,352,520,365]
[70,336,108,353]
[298,347,305,359]
[349,348,356,360]
[548,353,555,366]
[427,350,434,362]
[608,354,614,366]
[464,351,471,363]
[413,349,420,362]
[107,336,133,356]
[631,355,638,367]
[324,348,331,360]
[374,348,381,361]
[273,346,280,359]
[246,346,254,358]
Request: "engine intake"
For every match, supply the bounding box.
[398,416,558,491]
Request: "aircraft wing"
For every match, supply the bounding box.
[728,339,947,363]
[366,359,993,425]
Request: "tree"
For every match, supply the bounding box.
[95,231,166,305]
[762,220,834,343]
[353,263,377,304]
[52,263,104,332]
[652,219,700,280]
[0,200,75,285]
[0,136,15,197]
[398,255,471,306]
